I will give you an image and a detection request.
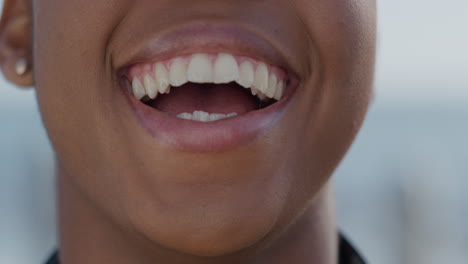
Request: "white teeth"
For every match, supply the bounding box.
[251,87,259,96]
[154,62,170,94]
[266,74,277,98]
[237,61,255,88]
[131,53,287,102]
[143,74,158,99]
[214,53,240,84]
[274,81,285,100]
[257,93,267,101]
[193,110,210,122]
[187,54,214,83]
[176,112,193,120]
[132,78,147,100]
[176,111,238,122]
[209,113,227,121]
[253,62,269,94]
[169,58,188,87]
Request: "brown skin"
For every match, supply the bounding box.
[0,0,376,264]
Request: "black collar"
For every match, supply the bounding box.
[338,234,366,264]
[46,234,366,264]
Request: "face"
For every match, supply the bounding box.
[1,0,375,257]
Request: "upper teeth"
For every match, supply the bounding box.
[127,53,287,101]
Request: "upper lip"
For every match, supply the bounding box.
[113,21,300,81]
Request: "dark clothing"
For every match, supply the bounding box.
[45,234,366,264]
[338,234,367,264]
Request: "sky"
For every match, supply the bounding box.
[0,0,467,107]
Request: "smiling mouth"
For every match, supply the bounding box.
[117,23,299,152]
[123,52,289,122]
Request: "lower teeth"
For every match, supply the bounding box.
[176,111,238,122]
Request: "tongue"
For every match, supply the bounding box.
[149,83,258,115]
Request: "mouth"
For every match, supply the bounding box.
[118,24,299,152]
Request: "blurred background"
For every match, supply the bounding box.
[1,0,467,263]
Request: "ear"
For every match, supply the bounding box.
[0,0,33,87]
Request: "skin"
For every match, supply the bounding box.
[0,0,376,263]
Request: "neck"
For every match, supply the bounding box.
[58,174,337,264]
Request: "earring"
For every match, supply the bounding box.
[15,58,28,76]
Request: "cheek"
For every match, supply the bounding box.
[293,0,377,122]
[286,0,377,188]
[32,0,135,218]
[32,0,129,157]
[292,0,377,79]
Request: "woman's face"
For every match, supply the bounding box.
[12,0,375,256]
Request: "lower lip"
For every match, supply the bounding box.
[123,83,296,153]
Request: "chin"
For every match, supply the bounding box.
[122,162,291,257]
[135,211,276,257]
[127,192,282,257]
